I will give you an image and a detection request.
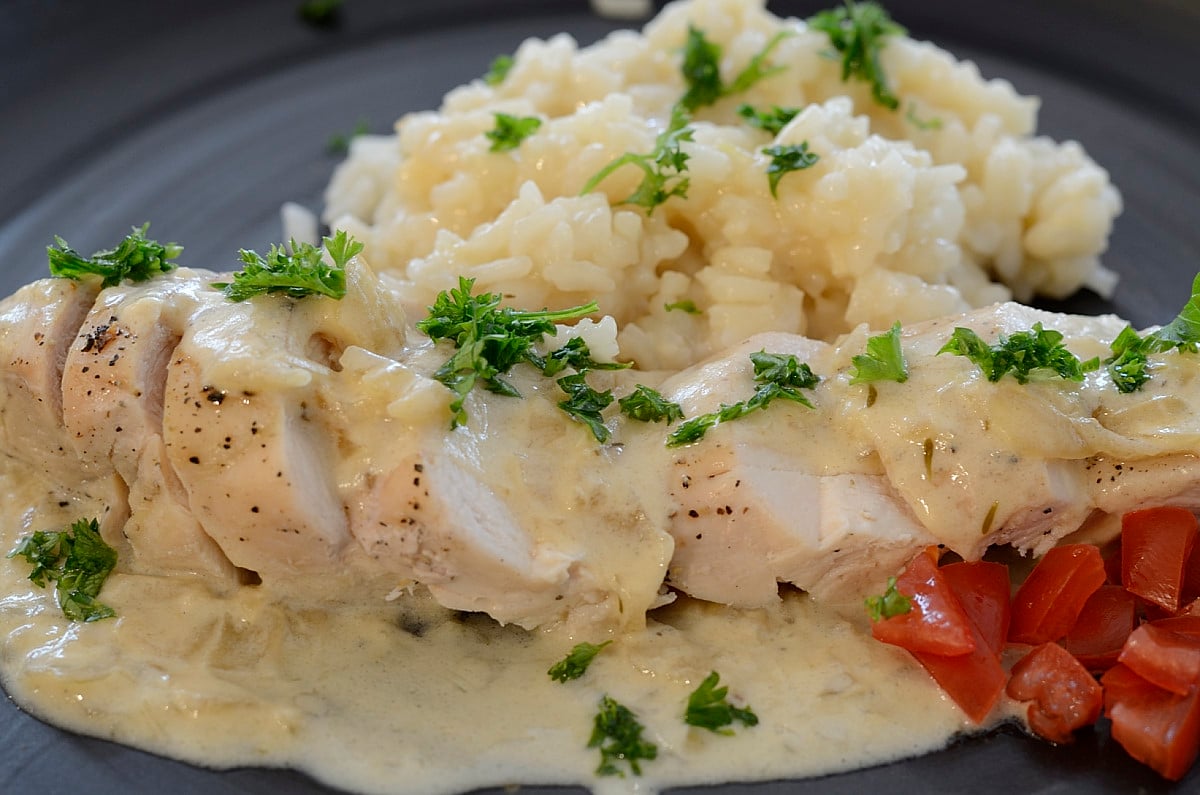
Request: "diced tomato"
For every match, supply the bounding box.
[1104,542,1123,585]
[910,560,1010,723]
[1183,541,1200,606]
[871,550,975,656]
[940,560,1010,654]
[1119,622,1200,696]
[1007,642,1103,744]
[1103,662,1200,781]
[1060,584,1137,672]
[1009,544,1106,645]
[1122,507,1199,613]
[912,643,1005,724]
[1150,616,1200,640]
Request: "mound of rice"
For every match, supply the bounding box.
[323,0,1121,371]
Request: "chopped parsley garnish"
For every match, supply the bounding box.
[937,323,1099,384]
[48,223,182,288]
[727,32,791,95]
[865,575,911,621]
[684,671,759,734]
[619,385,684,425]
[850,321,908,384]
[486,113,542,152]
[8,518,117,622]
[297,0,342,28]
[212,230,362,302]
[664,299,701,314]
[589,695,658,777]
[679,25,723,112]
[1105,272,1200,393]
[327,118,370,155]
[416,277,598,428]
[667,350,819,447]
[483,54,514,86]
[905,103,943,131]
[737,103,801,136]
[980,500,1000,536]
[808,0,905,110]
[678,27,790,112]
[539,336,630,378]
[580,105,694,214]
[558,373,616,442]
[763,142,820,196]
[548,640,612,682]
[1106,326,1155,393]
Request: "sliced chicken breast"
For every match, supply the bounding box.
[9,259,1200,630]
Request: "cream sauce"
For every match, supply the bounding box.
[0,458,980,795]
[10,289,1187,794]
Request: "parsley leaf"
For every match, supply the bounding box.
[726,31,791,95]
[664,299,702,314]
[539,336,630,378]
[8,518,117,622]
[736,103,801,136]
[748,350,821,391]
[808,0,905,110]
[1106,326,1155,393]
[486,113,542,152]
[864,575,912,621]
[850,321,908,384]
[1105,273,1200,393]
[483,54,514,86]
[327,118,370,155]
[937,323,1100,384]
[684,671,759,735]
[581,106,694,214]
[298,0,342,28]
[417,277,598,427]
[679,27,790,112]
[558,373,615,443]
[763,142,820,196]
[905,103,943,131]
[589,695,658,777]
[679,25,724,112]
[667,351,819,447]
[548,640,612,683]
[619,385,685,424]
[211,230,362,302]
[48,223,182,288]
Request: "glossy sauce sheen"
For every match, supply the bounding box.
[11,272,1200,792]
[0,459,970,794]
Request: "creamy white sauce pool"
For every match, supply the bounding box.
[0,460,979,795]
[7,290,1199,793]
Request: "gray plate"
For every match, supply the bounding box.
[1,1,1199,793]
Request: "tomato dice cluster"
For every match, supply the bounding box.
[869,506,1200,781]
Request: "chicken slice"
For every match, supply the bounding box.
[0,278,99,479]
[343,345,675,630]
[658,305,1200,609]
[53,274,249,582]
[160,256,409,579]
[851,303,1145,561]
[354,443,577,626]
[160,297,348,577]
[660,332,936,607]
[122,433,242,583]
[60,274,204,482]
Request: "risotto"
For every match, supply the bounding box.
[324,0,1121,372]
